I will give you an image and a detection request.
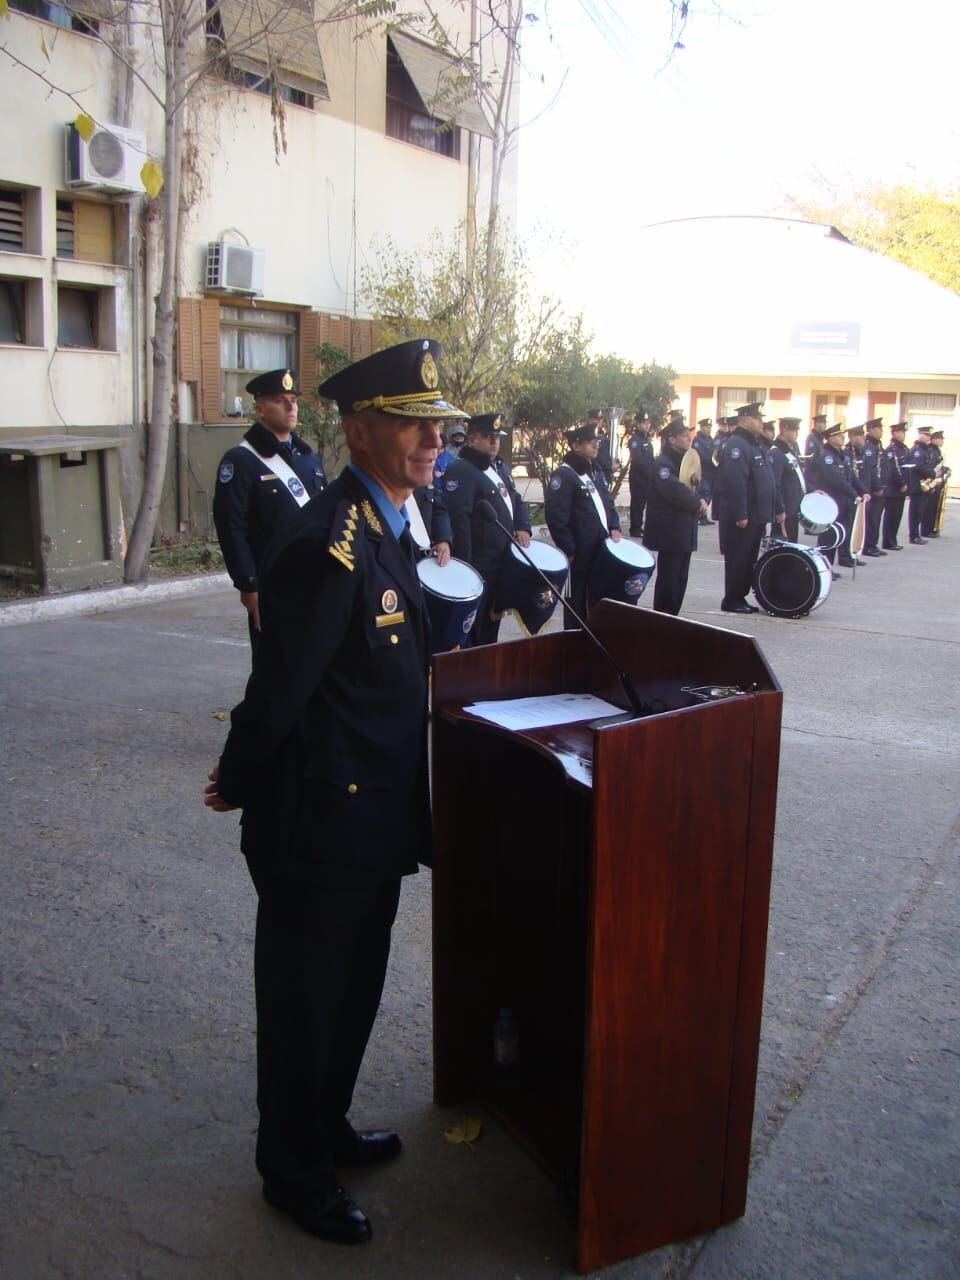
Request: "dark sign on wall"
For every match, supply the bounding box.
[790,321,860,354]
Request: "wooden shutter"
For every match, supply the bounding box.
[298,310,321,395]
[199,297,223,421]
[350,319,378,360]
[74,201,114,263]
[319,311,352,354]
[177,298,202,384]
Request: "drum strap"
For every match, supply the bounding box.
[483,466,515,522]
[402,496,432,550]
[239,440,311,507]
[563,464,609,531]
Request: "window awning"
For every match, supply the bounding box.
[217,0,329,99]
[389,31,493,139]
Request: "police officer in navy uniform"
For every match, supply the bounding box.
[442,412,532,645]
[691,418,717,525]
[627,414,655,536]
[213,368,326,644]
[545,421,621,628]
[906,424,935,544]
[714,402,775,613]
[432,421,466,497]
[806,422,863,574]
[921,428,948,537]
[841,423,869,567]
[642,416,707,614]
[803,413,828,475]
[770,418,804,541]
[860,418,888,556]
[882,421,909,549]
[204,339,466,1246]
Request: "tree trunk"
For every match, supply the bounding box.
[124,2,185,583]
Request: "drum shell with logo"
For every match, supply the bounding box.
[494,540,569,636]
[416,556,484,654]
[752,542,831,617]
[587,537,656,609]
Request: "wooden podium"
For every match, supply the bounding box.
[431,601,782,1272]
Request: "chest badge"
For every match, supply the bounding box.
[381,588,399,613]
[287,476,305,497]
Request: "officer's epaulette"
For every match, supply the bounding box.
[359,498,383,538]
[328,501,360,572]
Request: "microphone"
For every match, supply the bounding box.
[475,500,649,718]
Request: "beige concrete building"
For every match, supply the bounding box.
[0,1,516,553]
[603,217,960,485]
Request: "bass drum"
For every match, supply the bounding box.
[494,539,569,636]
[752,542,831,618]
[416,556,484,654]
[587,537,656,609]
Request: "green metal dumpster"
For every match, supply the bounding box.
[0,434,128,591]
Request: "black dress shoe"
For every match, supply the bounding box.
[831,571,841,580]
[883,543,903,550]
[262,1183,372,1244]
[910,536,928,545]
[862,548,884,557]
[926,531,940,538]
[837,559,855,568]
[721,602,756,615]
[334,1129,402,1168]
[699,517,716,526]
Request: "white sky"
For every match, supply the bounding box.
[514,0,960,352]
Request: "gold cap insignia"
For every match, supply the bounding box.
[381,588,398,613]
[420,351,439,391]
[282,371,294,391]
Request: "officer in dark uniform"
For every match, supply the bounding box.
[882,421,909,549]
[627,414,655,536]
[711,417,737,526]
[691,418,717,525]
[906,424,935,544]
[770,418,804,541]
[714,402,775,613]
[407,485,452,564]
[213,368,326,645]
[545,421,621,628]
[642,417,707,614]
[841,424,869,567]
[432,421,466,497]
[204,339,466,1246]
[860,418,888,556]
[442,412,532,645]
[589,411,614,487]
[805,422,863,574]
[921,428,948,537]
[803,414,828,476]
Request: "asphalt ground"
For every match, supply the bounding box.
[1,517,958,1279]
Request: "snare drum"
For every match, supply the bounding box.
[494,541,569,636]
[752,542,831,618]
[587,537,656,610]
[799,490,839,535]
[416,556,484,654]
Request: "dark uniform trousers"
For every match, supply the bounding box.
[251,869,401,1197]
[865,494,885,551]
[216,470,430,1203]
[883,495,905,547]
[720,521,763,605]
[908,492,925,540]
[783,515,799,542]
[652,552,690,616]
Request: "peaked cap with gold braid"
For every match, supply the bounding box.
[317,339,467,421]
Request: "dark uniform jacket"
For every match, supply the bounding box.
[843,444,867,496]
[806,442,860,504]
[884,440,909,496]
[443,446,531,578]
[714,426,776,525]
[216,468,431,886]
[545,452,621,559]
[861,437,889,494]
[412,485,452,553]
[771,439,804,517]
[628,431,655,492]
[213,422,326,592]
[803,431,824,467]
[904,441,935,495]
[691,431,717,482]
[643,446,701,553]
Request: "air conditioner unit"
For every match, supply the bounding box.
[204,241,266,295]
[65,122,146,194]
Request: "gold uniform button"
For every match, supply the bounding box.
[390,634,399,645]
[347,783,358,795]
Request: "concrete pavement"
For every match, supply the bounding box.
[1,520,958,1278]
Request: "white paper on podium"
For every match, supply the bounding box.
[463,692,623,731]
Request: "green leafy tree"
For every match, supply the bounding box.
[789,182,960,295]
